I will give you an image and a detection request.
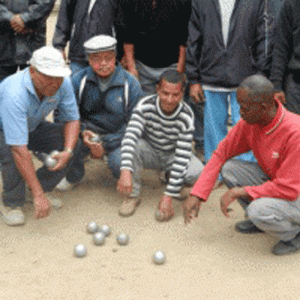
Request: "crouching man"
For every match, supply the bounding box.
[117,70,204,220]
[0,47,81,226]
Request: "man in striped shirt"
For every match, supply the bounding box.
[117,70,203,221]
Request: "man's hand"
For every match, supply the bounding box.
[183,195,202,224]
[48,150,72,172]
[220,187,249,218]
[156,195,174,221]
[33,194,51,219]
[190,83,205,103]
[10,14,25,33]
[82,130,105,159]
[274,91,286,104]
[117,169,132,195]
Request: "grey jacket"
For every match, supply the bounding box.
[52,0,116,65]
[0,0,55,66]
[186,0,273,88]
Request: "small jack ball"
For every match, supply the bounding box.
[117,233,129,245]
[44,150,59,169]
[153,251,166,265]
[74,244,87,258]
[87,221,99,234]
[100,224,111,236]
[93,232,106,246]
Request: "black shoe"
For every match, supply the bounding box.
[235,220,263,234]
[272,232,300,256]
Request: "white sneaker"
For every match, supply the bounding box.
[55,177,76,191]
[0,202,25,226]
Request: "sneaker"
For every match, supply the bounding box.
[55,177,76,191]
[272,232,300,256]
[25,189,63,210]
[118,197,141,217]
[0,202,25,226]
[235,219,263,234]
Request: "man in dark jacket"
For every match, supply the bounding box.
[186,0,272,163]
[52,0,116,75]
[0,0,55,82]
[270,0,300,115]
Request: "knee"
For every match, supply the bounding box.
[247,198,275,223]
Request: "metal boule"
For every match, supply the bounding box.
[116,233,129,246]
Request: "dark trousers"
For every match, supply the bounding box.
[286,74,300,115]
[0,122,82,208]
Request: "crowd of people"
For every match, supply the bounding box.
[1,0,300,256]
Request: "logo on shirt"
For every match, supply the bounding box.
[272,151,279,159]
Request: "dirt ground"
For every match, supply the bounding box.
[1,8,300,300]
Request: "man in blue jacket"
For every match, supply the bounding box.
[186,0,272,163]
[56,35,143,191]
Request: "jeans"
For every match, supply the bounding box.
[0,122,82,208]
[64,138,122,183]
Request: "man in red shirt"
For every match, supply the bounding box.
[184,74,300,256]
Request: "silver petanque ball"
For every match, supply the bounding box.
[100,224,111,236]
[44,150,60,169]
[153,251,166,265]
[116,233,129,246]
[90,134,101,143]
[93,232,106,246]
[74,244,87,258]
[87,221,99,234]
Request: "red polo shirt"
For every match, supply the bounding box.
[191,101,300,201]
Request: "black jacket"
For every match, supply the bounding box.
[0,0,54,66]
[270,0,300,91]
[52,0,116,64]
[116,0,191,68]
[186,0,272,88]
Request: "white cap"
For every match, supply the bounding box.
[29,46,71,77]
[84,35,117,54]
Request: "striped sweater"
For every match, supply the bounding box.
[121,95,195,197]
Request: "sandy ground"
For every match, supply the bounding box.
[1,8,300,300]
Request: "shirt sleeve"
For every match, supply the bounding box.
[191,121,252,201]
[120,106,145,172]
[55,77,80,123]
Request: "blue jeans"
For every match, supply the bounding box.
[0,122,82,208]
[203,90,255,163]
[65,138,122,183]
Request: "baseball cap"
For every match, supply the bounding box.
[84,35,117,54]
[29,46,71,77]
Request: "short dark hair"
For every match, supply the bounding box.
[238,75,275,104]
[158,69,187,90]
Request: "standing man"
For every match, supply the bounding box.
[52,0,116,75]
[0,46,80,226]
[116,0,191,94]
[270,0,300,114]
[186,0,272,162]
[0,0,55,82]
[117,70,203,221]
[184,75,300,256]
[55,35,143,191]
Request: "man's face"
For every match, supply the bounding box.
[237,89,265,124]
[157,79,184,115]
[32,68,64,98]
[88,51,116,78]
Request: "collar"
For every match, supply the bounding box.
[156,96,183,119]
[261,99,285,135]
